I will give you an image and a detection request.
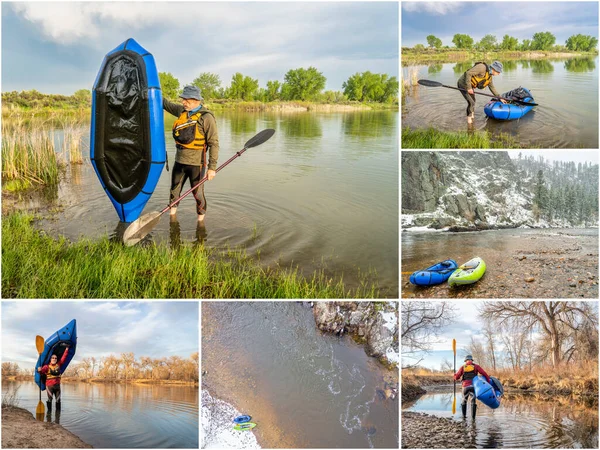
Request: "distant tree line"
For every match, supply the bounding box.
[2,353,199,382]
[413,32,598,53]
[2,89,92,109]
[515,154,599,226]
[160,68,398,103]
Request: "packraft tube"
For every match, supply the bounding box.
[473,375,501,409]
[34,319,77,391]
[484,87,535,120]
[409,259,458,286]
[233,415,252,424]
[91,38,166,223]
[234,423,256,431]
[448,257,486,286]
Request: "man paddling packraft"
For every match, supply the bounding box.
[458,61,506,124]
[163,85,220,221]
[453,354,491,419]
[37,346,70,412]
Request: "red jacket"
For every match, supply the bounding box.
[453,362,491,387]
[39,350,69,388]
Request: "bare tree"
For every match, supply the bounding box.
[401,301,456,368]
[480,301,598,368]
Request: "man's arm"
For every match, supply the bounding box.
[488,78,500,97]
[476,365,491,383]
[202,114,220,172]
[453,366,464,381]
[59,348,69,365]
[163,98,184,117]
[38,365,48,374]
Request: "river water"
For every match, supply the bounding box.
[404,389,598,448]
[402,57,599,148]
[20,110,398,297]
[402,228,599,298]
[1,380,198,448]
[201,302,399,448]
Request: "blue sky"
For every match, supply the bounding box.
[1,2,399,95]
[402,2,599,48]
[1,301,199,370]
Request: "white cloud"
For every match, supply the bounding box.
[402,2,463,15]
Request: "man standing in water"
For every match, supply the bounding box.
[457,61,506,124]
[37,346,70,412]
[163,85,220,221]
[453,354,491,419]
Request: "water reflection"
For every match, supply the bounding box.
[341,111,397,140]
[564,57,596,72]
[428,64,442,74]
[279,112,323,138]
[225,111,258,135]
[530,59,554,73]
[169,216,208,249]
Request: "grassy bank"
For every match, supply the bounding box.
[1,213,378,298]
[402,127,525,149]
[401,48,597,64]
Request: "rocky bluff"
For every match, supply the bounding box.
[402,151,534,229]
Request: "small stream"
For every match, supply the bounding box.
[201,302,398,448]
[2,381,199,448]
[404,389,598,448]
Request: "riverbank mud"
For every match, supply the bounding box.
[1,406,92,448]
[402,230,598,298]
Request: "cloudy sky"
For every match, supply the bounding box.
[509,150,599,164]
[402,2,599,48]
[1,2,399,95]
[1,301,198,370]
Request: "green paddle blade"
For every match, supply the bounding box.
[234,422,256,431]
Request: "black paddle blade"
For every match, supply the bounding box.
[417,79,442,87]
[244,129,275,149]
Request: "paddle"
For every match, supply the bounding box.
[452,338,456,415]
[122,129,276,246]
[418,79,539,107]
[35,335,45,420]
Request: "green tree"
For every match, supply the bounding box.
[520,39,532,51]
[478,34,498,51]
[226,73,259,100]
[281,67,326,101]
[343,72,398,103]
[159,72,180,101]
[73,89,92,106]
[566,34,598,52]
[191,72,222,100]
[500,35,519,50]
[413,43,425,53]
[452,34,474,49]
[426,35,443,49]
[531,32,556,51]
[266,80,281,101]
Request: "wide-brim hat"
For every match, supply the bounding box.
[180,85,203,100]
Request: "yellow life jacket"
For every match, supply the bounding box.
[172,109,213,152]
[46,363,61,380]
[462,363,476,381]
[469,62,492,89]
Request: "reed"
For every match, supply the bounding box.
[2,213,379,299]
[1,118,62,188]
[1,386,20,408]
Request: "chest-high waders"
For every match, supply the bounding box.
[461,364,477,419]
[170,110,211,216]
[458,62,492,119]
[45,364,62,413]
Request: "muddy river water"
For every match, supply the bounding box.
[201,302,399,448]
[403,389,598,448]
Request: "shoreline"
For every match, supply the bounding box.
[2,375,198,385]
[1,405,93,448]
[401,50,597,64]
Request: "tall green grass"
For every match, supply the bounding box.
[402,127,525,149]
[2,214,378,299]
[1,115,86,190]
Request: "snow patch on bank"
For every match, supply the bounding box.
[201,389,261,449]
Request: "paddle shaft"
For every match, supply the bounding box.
[35,336,45,416]
[159,147,249,215]
[433,83,537,106]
